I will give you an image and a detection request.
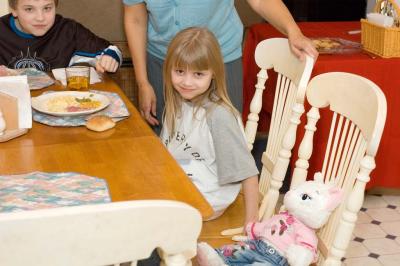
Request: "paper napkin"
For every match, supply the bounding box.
[0,75,32,129]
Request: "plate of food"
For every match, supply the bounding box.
[311,38,361,54]
[31,91,110,116]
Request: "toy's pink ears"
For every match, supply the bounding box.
[326,187,344,211]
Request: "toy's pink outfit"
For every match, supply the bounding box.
[246,211,318,262]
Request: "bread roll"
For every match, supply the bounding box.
[86,115,115,132]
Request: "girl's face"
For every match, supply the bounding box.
[11,0,56,36]
[171,68,213,100]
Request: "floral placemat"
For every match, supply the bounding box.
[0,172,111,213]
[0,66,54,90]
[16,68,55,90]
[32,90,130,126]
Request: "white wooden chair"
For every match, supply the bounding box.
[0,200,202,266]
[290,72,387,265]
[221,38,314,235]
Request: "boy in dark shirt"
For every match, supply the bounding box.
[0,0,121,72]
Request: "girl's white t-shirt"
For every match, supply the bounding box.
[161,101,258,218]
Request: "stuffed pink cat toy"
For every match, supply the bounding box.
[198,173,343,266]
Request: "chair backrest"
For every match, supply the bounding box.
[245,38,314,220]
[0,200,202,266]
[290,72,387,265]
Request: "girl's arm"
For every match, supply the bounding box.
[206,105,259,226]
[246,0,318,60]
[123,3,158,125]
[242,175,259,228]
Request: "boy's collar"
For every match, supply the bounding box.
[9,16,35,39]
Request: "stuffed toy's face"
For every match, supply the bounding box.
[283,176,343,229]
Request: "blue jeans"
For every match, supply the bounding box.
[216,239,289,266]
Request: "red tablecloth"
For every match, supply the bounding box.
[243,21,400,189]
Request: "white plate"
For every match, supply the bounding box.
[31,91,110,116]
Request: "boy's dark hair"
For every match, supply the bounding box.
[8,0,59,9]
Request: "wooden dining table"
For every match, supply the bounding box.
[0,76,213,219]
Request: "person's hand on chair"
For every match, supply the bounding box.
[288,31,318,61]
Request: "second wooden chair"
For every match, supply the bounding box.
[221,38,314,236]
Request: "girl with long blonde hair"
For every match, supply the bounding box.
[160,27,259,224]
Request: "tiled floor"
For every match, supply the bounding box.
[343,194,400,266]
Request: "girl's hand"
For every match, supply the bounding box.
[288,32,318,61]
[244,221,257,240]
[243,215,258,236]
[244,216,258,228]
[95,55,119,73]
[138,82,159,126]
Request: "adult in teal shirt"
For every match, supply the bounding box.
[123,0,317,129]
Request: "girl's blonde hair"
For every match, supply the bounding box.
[9,0,59,9]
[163,27,237,135]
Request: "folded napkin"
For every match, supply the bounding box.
[52,67,101,86]
[0,75,32,129]
[32,90,130,126]
[0,172,110,213]
[367,13,394,27]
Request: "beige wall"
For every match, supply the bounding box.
[0,0,9,16]
[57,0,125,42]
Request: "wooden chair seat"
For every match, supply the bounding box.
[200,194,244,247]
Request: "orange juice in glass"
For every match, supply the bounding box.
[66,66,90,90]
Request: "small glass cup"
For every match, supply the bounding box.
[65,66,90,90]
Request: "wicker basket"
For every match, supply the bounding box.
[361,0,400,58]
